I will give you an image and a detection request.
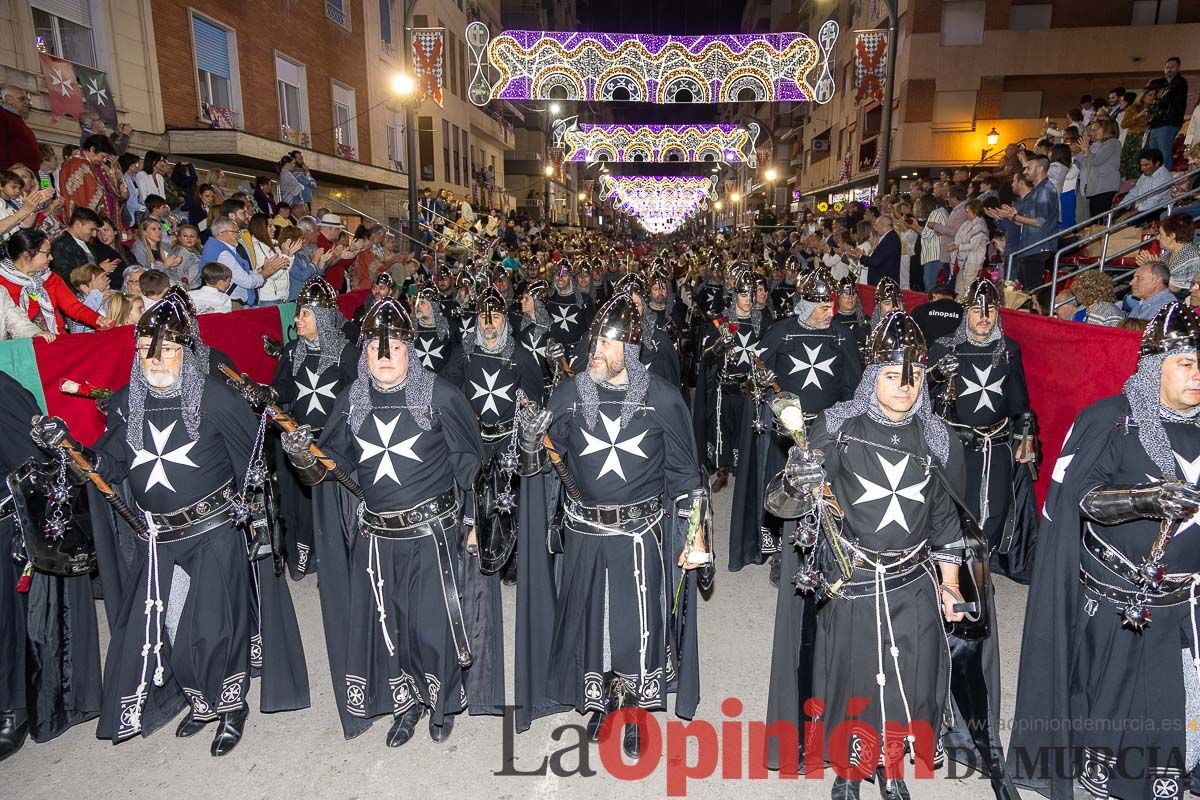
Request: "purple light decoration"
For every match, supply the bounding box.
[561,123,754,163]
[486,29,829,104]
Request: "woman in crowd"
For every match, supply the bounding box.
[1049,142,1079,227]
[205,167,230,201]
[185,182,219,233]
[1118,83,1157,179]
[117,153,144,227]
[130,218,183,275]
[253,175,277,217]
[167,161,196,212]
[91,216,129,278]
[0,229,111,334]
[1148,214,1200,293]
[134,151,168,205]
[172,224,203,287]
[1082,118,1122,214]
[0,169,54,244]
[1068,269,1124,326]
[950,198,989,292]
[247,213,293,305]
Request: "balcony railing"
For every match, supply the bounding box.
[325,0,350,29]
[280,126,311,149]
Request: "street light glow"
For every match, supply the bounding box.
[714,200,724,210]
[731,193,741,202]
[544,165,555,176]
[390,73,415,96]
[549,102,562,115]
[578,192,586,201]
[765,167,778,182]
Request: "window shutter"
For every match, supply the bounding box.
[32,0,91,27]
[192,16,231,79]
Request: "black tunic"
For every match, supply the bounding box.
[271,338,358,579]
[91,375,309,742]
[515,375,704,731]
[809,412,963,771]
[544,291,594,346]
[927,335,1033,577]
[312,378,504,736]
[691,313,764,473]
[1010,396,1200,800]
[727,319,862,571]
[0,371,101,743]
[412,323,454,374]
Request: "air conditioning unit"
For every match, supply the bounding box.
[811,139,830,151]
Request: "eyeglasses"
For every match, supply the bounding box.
[35,248,51,256]
[136,344,183,359]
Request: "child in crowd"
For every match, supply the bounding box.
[105,291,144,326]
[138,268,171,309]
[189,261,233,315]
[68,263,110,333]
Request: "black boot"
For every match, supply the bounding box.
[877,776,910,800]
[429,713,455,743]
[622,716,641,758]
[386,706,423,748]
[501,556,518,586]
[831,776,861,800]
[175,709,212,738]
[768,554,781,587]
[209,705,249,757]
[586,710,608,743]
[0,710,29,763]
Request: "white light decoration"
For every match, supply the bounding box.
[556,122,760,165]
[465,22,840,106]
[600,176,716,235]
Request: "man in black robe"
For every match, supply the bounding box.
[833,276,869,352]
[443,286,543,584]
[771,311,968,799]
[693,268,767,494]
[514,279,566,396]
[0,372,101,761]
[512,291,711,756]
[412,286,455,374]
[545,261,594,348]
[1010,303,1200,800]
[346,272,397,343]
[33,301,309,755]
[284,297,503,745]
[271,276,357,579]
[729,267,861,575]
[928,277,1038,579]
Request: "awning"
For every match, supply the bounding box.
[164,128,406,190]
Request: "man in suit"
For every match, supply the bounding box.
[853,215,901,285]
[50,207,118,282]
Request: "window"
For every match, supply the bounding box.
[32,1,96,67]
[413,14,428,27]
[1010,3,1052,29]
[380,0,393,44]
[461,128,469,188]
[275,54,309,142]
[386,110,404,169]
[419,115,435,181]
[326,0,350,30]
[452,124,461,185]
[932,90,977,132]
[331,81,357,158]
[443,119,451,182]
[446,31,458,98]
[1132,0,1177,24]
[940,0,985,46]
[191,13,239,123]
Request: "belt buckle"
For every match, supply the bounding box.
[629,504,642,519]
[195,501,211,516]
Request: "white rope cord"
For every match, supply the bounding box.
[131,511,166,732]
[366,535,397,657]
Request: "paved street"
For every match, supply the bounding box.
[8,480,1027,799]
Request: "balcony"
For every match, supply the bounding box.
[470,111,515,150]
[325,0,350,30]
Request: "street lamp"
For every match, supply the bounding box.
[714,200,723,210]
[390,73,415,97]
[765,167,778,182]
[549,101,562,116]
[980,126,1002,161]
[731,192,741,202]
[577,192,586,201]
[544,164,555,177]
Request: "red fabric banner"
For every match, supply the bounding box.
[860,285,1139,504]
[25,292,368,446]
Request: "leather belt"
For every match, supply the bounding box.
[1082,525,1198,600]
[1080,568,1197,609]
[567,495,662,527]
[480,420,514,441]
[948,418,1010,449]
[358,489,459,537]
[135,480,237,543]
[837,562,933,598]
